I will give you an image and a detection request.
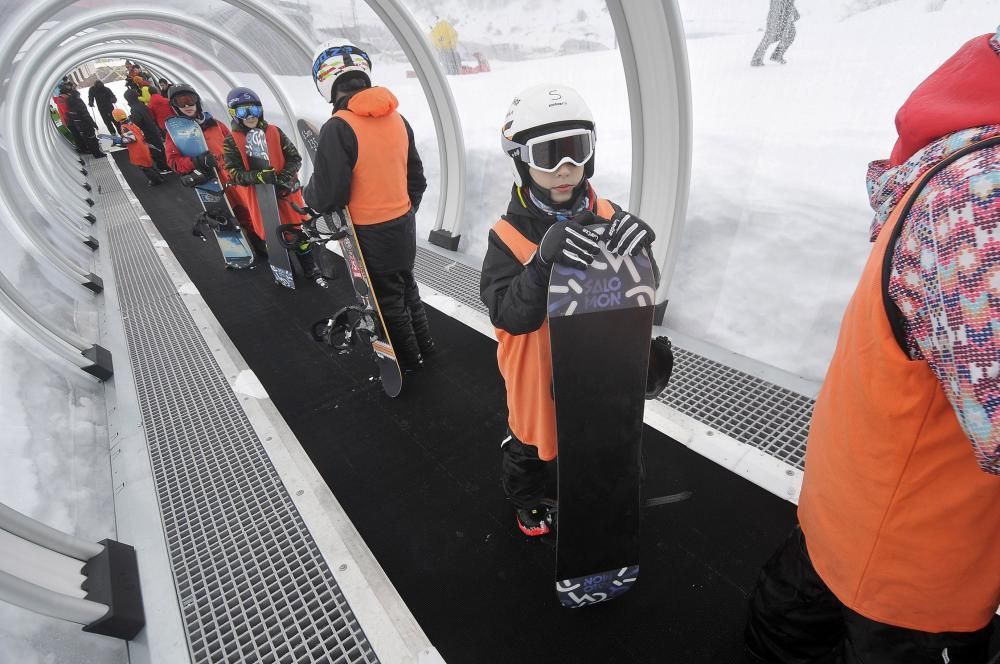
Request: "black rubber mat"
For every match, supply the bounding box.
[114,152,998,663]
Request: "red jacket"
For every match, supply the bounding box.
[119,121,153,168]
[165,116,231,181]
[147,94,173,132]
[52,95,69,126]
[227,124,307,241]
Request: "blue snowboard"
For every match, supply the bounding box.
[165,116,254,269]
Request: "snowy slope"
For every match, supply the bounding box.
[389,0,997,382]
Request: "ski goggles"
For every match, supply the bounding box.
[173,93,199,108]
[313,45,371,81]
[231,104,263,120]
[502,127,595,173]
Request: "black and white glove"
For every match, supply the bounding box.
[194,151,217,172]
[254,168,278,185]
[606,210,655,257]
[536,217,602,270]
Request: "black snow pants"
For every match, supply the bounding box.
[368,269,433,369]
[744,525,994,664]
[97,104,120,135]
[73,121,103,157]
[500,430,549,509]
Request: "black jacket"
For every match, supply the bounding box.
[65,91,96,132]
[123,90,162,147]
[303,90,427,276]
[88,83,117,110]
[480,187,624,335]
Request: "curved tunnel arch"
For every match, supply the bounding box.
[0,0,692,380]
[13,10,310,246]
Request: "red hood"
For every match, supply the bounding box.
[890,33,1000,166]
[346,87,399,118]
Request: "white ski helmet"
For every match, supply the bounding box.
[311,39,372,104]
[500,83,596,187]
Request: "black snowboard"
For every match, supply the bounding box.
[547,224,656,608]
[245,127,295,288]
[297,119,403,398]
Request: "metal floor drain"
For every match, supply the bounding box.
[415,246,814,470]
[94,158,379,664]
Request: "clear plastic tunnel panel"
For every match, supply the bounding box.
[665,0,997,382]
[0,314,121,664]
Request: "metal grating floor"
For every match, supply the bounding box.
[415,246,815,470]
[94,157,379,664]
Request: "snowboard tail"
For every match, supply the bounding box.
[556,565,640,609]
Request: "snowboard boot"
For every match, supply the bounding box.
[395,336,423,373]
[297,249,329,288]
[770,52,787,65]
[516,505,551,537]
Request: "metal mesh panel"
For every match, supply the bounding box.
[92,158,378,664]
[415,247,814,470]
[661,348,814,469]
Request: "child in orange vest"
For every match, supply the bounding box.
[220,86,325,287]
[113,107,163,186]
[480,83,664,536]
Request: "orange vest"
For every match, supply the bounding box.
[231,124,306,240]
[492,198,615,460]
[333,109,411,226]
[798,153,1000,632]
[120,122,152,168]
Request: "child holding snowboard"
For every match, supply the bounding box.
[303,40,432,372]
[113,107,163,186]
[480,83,671,536]
[221,87,326,286]
[164,84,241,205]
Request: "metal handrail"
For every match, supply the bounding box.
[0,570,108,625]
[606,0,693,308]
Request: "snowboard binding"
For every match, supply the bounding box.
[312,306,376,351]
[180,169,212,188]
[192,210,238,240]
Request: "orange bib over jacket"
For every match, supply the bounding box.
[230,124,306,241]
[798,177,1000,632]
[334,104,411,226]
[491,198,615,461]
[120,121,152,168]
